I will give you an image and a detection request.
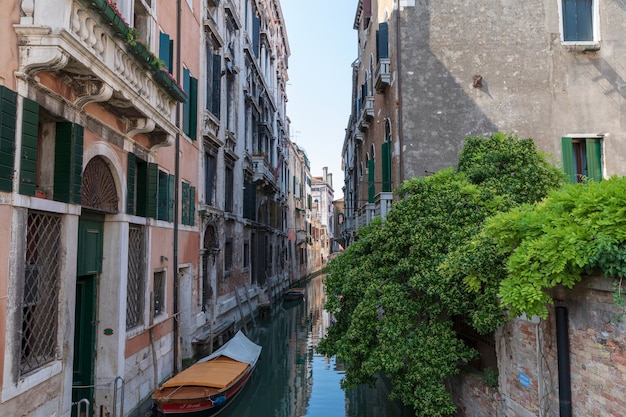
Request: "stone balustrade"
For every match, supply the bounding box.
[15,0,184,146]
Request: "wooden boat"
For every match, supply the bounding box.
[153,330,262,417]
[283,287,305,301]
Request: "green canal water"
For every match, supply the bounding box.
[220,274,413,417]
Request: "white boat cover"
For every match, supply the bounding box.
[198,330,262,367]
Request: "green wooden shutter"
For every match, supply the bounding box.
[189,185,195,226]
[146,162,158,218]
[137,161,158,218]
[54,122,83,204]
[157,170,168,220]
[136,160,148,217]
[126,152,136,214]
[376,22,389,60]
[189,76,198,140]
[563,0,592,41]
[181,181,189,225]
[168,174,175,222]
[561,137,576,183]
[368,159,375,203]
[382,142,392,192]
[0,86,17,192]
[181,181,196,226]
[77,218,103,275]
[586,138,602,182]
[576,0,593,41]
[183,69,191,137]
[19,97,39,195]
[159,32,172,71]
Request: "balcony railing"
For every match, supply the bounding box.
[374,192,393,220]
[353,192,394,233]
[357,95,374,131]
[296,230,307,244]
[375,58,391,93]
[251,153,277,189]
[15,0,186,146]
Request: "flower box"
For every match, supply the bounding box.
[87,0,128,37]
[155,70,187,103]
[129,43,152,69]
[35,189,48,199]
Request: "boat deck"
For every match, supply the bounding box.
[155,357,250,401]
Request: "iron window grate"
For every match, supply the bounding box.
[20,211,61,376]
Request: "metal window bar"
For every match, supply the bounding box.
[126,225,145,329]
[20,211,61,376]
[153,271,165,316]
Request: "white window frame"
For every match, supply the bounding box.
[558,0,601,45]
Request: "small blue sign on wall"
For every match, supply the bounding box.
[519,372,531,388]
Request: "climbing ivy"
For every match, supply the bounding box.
[469,176,626,319]
[319,134,564,416]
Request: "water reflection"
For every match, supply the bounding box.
[220,274,412,417]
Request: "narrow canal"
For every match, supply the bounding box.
[220,273,413,417]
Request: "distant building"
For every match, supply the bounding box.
[331,198,345,255]
[286,141,314,283]
[311,167,335,262]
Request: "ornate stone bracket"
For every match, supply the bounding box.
[127,118,156,139]
[148,131,173,150]
[71,78,114,109]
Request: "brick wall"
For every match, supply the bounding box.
[453,275,626,417]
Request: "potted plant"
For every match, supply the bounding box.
[34,188,48,199]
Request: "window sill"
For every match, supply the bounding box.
[2,361,62,402]
[563,42,601,52]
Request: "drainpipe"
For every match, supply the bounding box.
[173,0,182,375]
[555,306,572,417]
[395,0,404,184]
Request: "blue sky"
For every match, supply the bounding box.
[281,1,357,199]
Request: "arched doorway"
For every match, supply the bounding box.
[72,156,119,415]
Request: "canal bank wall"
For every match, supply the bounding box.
[192,268,325,358]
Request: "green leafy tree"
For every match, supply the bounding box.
[319,133,564,416]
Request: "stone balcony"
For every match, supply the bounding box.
[250,153,277,190]
[296,230,308,244]
[14,0,187,147]
[357,95,374,131]
[375,58,391,93]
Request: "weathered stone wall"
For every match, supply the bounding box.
[123,333,173,417]
[398,0,626,180]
